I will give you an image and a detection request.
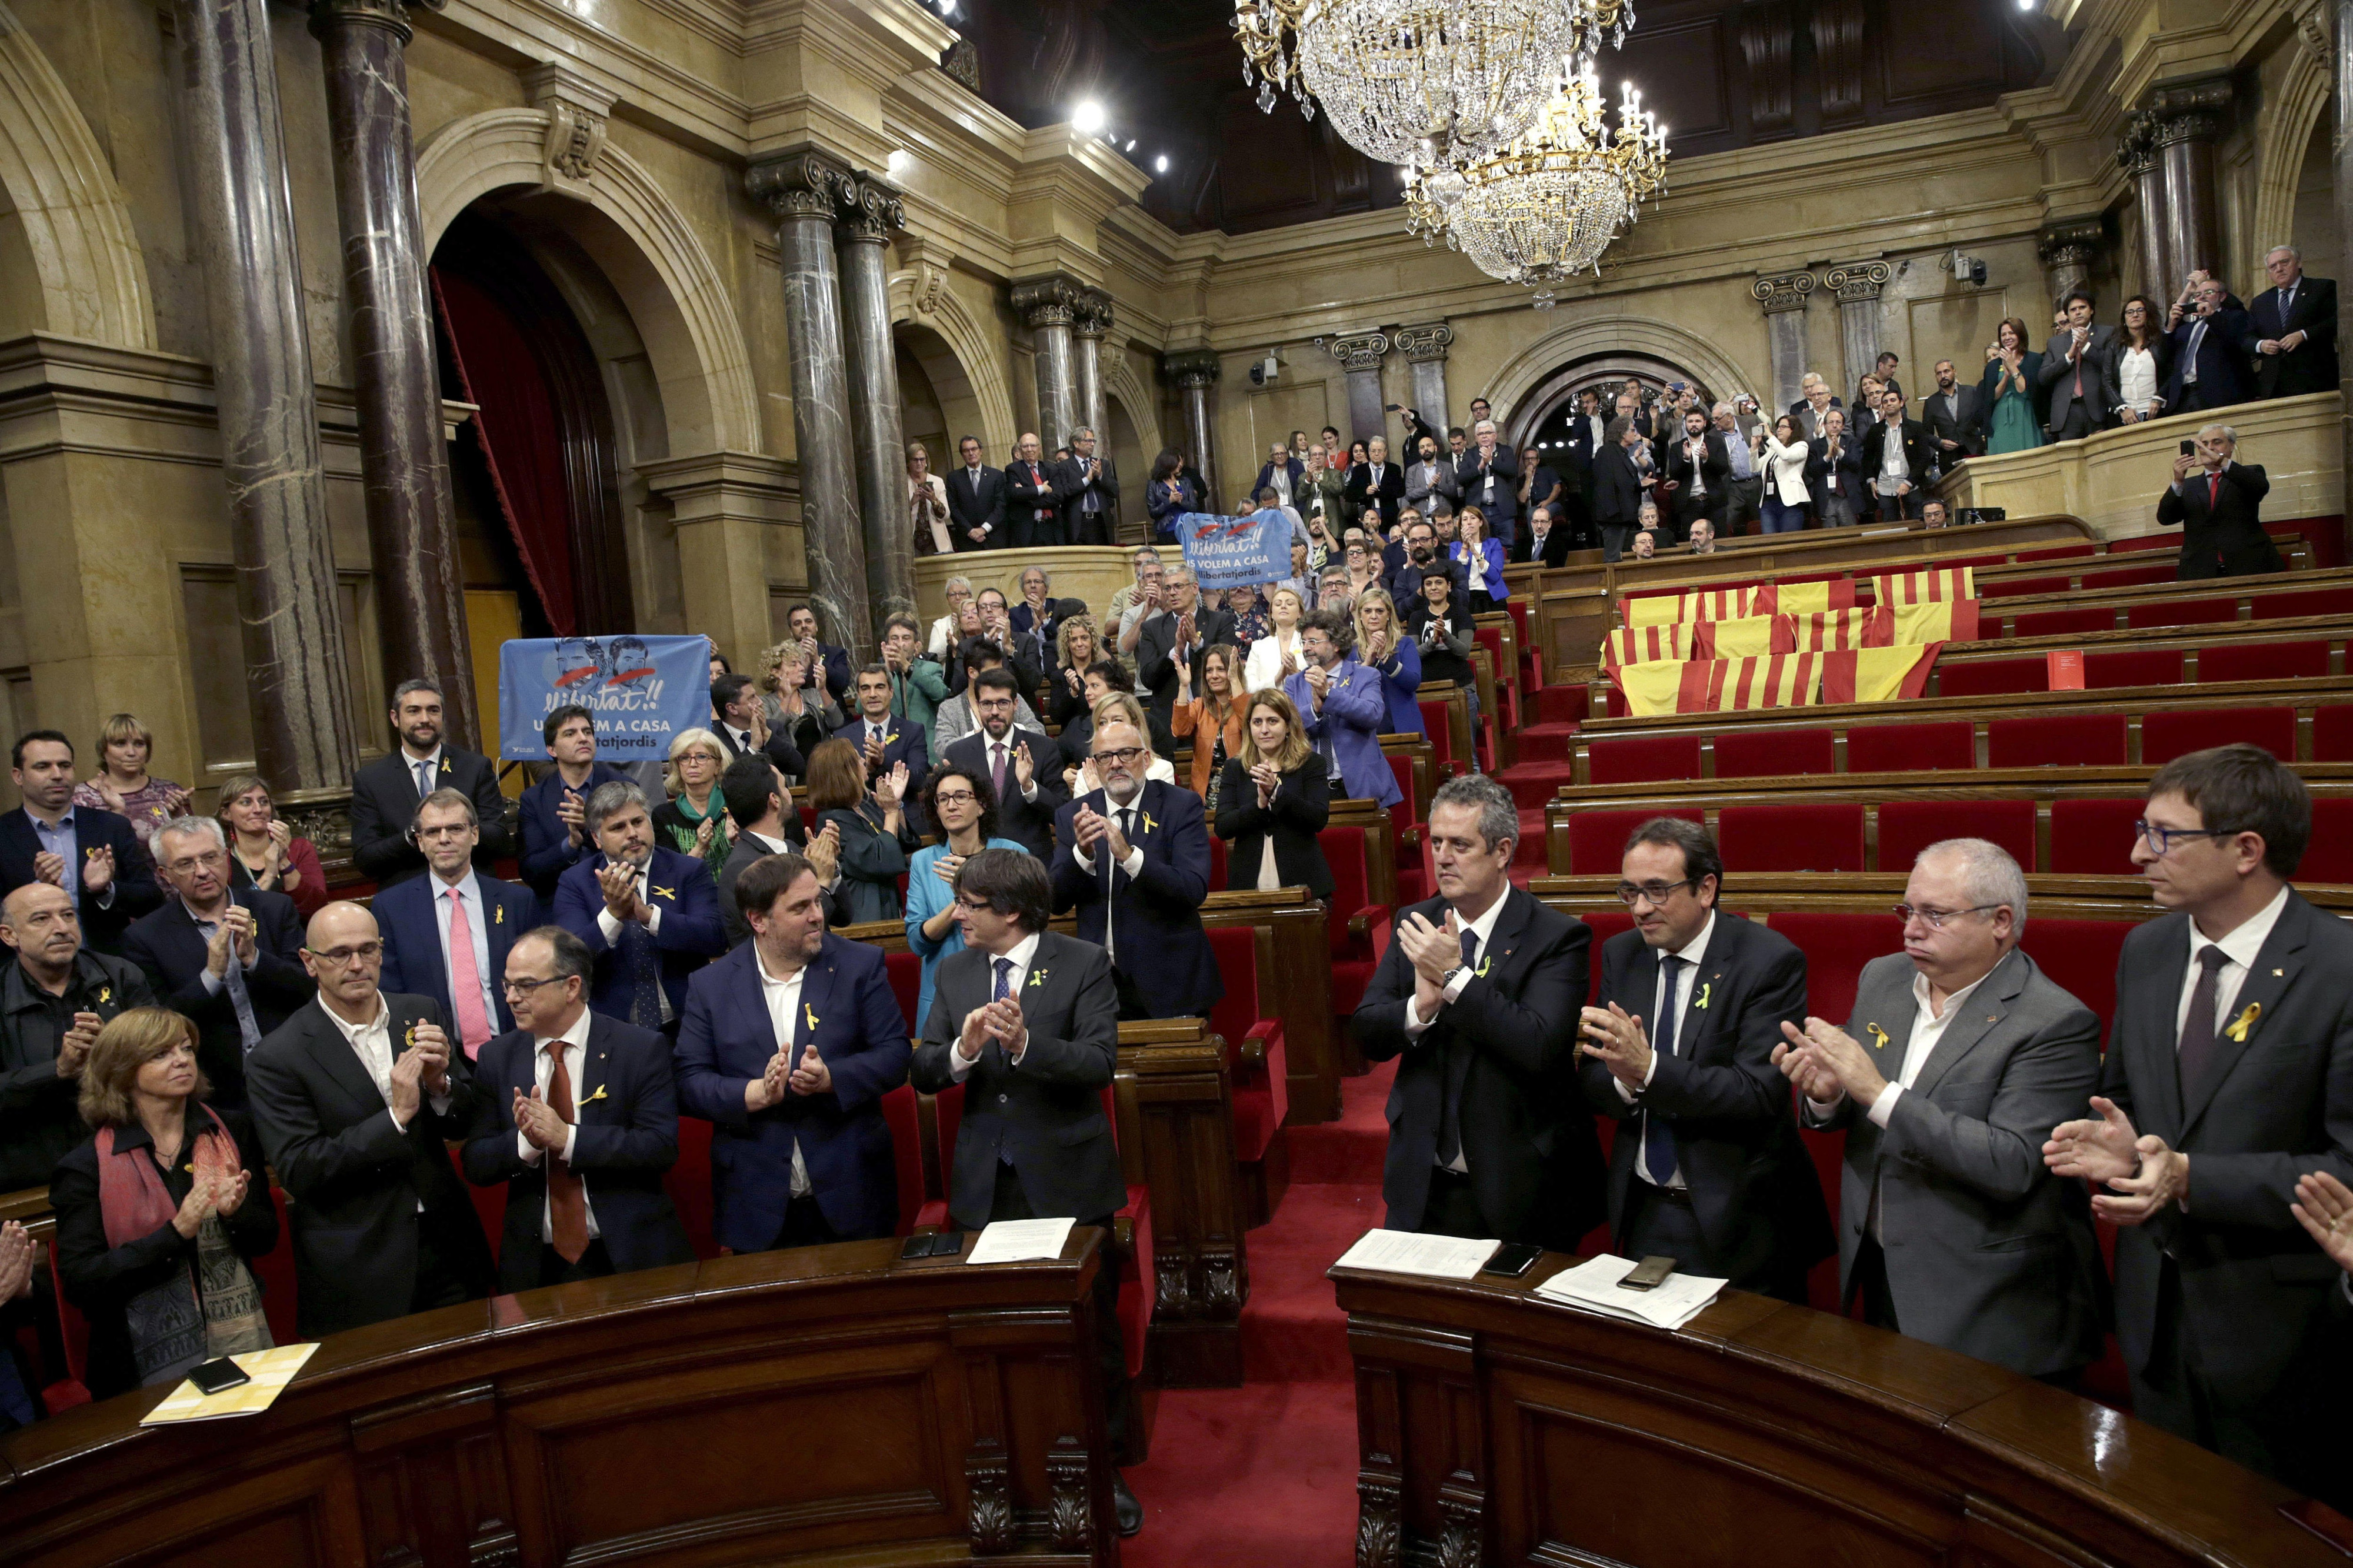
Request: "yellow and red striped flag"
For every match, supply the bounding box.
[1677,585,1762,622]
[1791,606,1894,651]
[1889,599,1982,644]
[1622,592,1685,629]
[1704,653,1824,710]
[1821,642,1945,705]
[1695,613,1795,660]
[1868,566,1974,606]
[1774,579,1859,616]
[1615,657,1702,716]
[1602,623,1696,669]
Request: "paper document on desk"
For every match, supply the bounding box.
[139,1343,320,1424]
[966,1217,1075,1265]
[1332,1229,1499,1280]
[1536,1255,1727,1330]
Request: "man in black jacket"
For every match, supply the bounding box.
[1,733,161,957]
[348,680,512,887]
[1591,417,1649,562]
[1134,566,1236,729]
[1661,408,1728,544]
[1345,436,1407,533]
[1002,432,1062,548]
[2155,424,2282,579]
[942,669,1068,861]
[2245,246,2339,399]
[0,882,151,1190]
[1861,389,1937,522]
[1921,358,1985,461]
[2039,290,2119,441]
[1515,502,1575,568]
[945,434,1007,550]
[1578,819,1829,1299]
[1056,426,1120,546]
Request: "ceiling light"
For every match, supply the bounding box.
[886,149,912,177]
[1073,100,1106,135]
[1155,155,1169,173]
[937,0,955,13]
[1125,139,1138,151]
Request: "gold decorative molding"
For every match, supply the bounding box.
[1751,272,1817,313]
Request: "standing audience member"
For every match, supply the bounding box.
[1355,589,1425,739]
[879,615,947,737]
[905,768,1028,1035]
[1662,408,1726,543]
[1758,415,1812,535]
[907,442,952,557]
[1345,437,1407,533]
[1243,587,1308,693]
[1405,568,1478,731]
[1007,566,1064,672]
[1712,403,1765,536]
[518,706,628,911]
[805,737,917,925]
[1791,373,1841,437]
[1137,566,1236,729]
[0,883,152,1191]
[1058,426,1119,545]
[838,662,931,797]
[2163,276,2252,415]
[714,756,828,948]
[2245,245,2338,399]
[1004,432,1063,548]
[1252,442,1305,513]
[1284,609,1401,810]
[1922,359,1984,459]
[2039,289,2118,441]
[1454,421,1520,547]
[1517,502,1574,567]
[1807,409,1864,528]
[1172,643,1247,805]
[708,675,804,780]
[1592,418,1648,561]
[1212,690,1332,900]
[216,776,326,923]
[2109,295,2173,423]
[939,667,1066,861]
[1453,507,1508,612]
[348,681,511,886]
[946,434,1005,551]
[1862,389,1934,522]
[652,728,736,882]
[2,730,161,955]
[2156,423,2281,580]
[1980,318,2045,454]
[374,791,536,1060]
[70,715,187,851]
[551,783,726,1035]
[1406,434,1457,516]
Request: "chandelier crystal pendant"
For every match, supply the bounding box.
[1233,0,1634,165]
[1403,60,1668,289]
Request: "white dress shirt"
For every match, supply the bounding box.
[429,868,500,1031]
[946,929,1042,1082]
[515,1006,601,1240]
[1071,795,1150,928]
[594,856,669,1021]
[2175,883,2289,1044]
[323,994,450,1209]
[1402,892,1510,1173]
[404,745,446,797]
[754,944,815,1196]
[2116,345,2161,416]
[1877,423,1910,494]
[1617,912,1717,1189]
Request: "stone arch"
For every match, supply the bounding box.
[415,109,759,456]
[1486,316,1762,451]
[2247,38,2331,291]
[889,268,1017,458]
[1100,351,1165,464]
[0,1,154,347]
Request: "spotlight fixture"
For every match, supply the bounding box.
[1073,100,1106,135]
[1125,139,1138,151]
[1155,155,1170,173]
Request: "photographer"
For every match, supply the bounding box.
[2155,423,2281,580]
[2161,273,2252,416]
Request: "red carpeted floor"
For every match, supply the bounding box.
[1122,1060,1395,1566]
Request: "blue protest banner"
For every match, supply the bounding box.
[1174,509,1289,590]
[496,635,711,762]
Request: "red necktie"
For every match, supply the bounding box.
[2208,473,2221,509]
[542,1040,590,1263]
[444,888,494,1057]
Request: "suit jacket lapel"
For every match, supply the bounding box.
[800,945,838,1057]
[1907,950,2022,1102]
[306,1000,391,1114]
[2181,898,2307,1137]
[577,1013,614,1112]
[2137,918,2190,1138]
[1854,965,1917,1100]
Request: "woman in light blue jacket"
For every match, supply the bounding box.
[904,765,1028,1035]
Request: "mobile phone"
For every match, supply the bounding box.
[2179,440,2196,456]
[1618,1255,1679,1292]
[1481,1243,1545,1278]
[899,1233,960,1260]
[1385,403,1403,412]
[188,1357,252,1395]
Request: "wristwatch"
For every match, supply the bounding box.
[1439,965,1466,990]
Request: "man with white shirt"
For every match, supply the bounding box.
[248,901,496,1336]
[551,783,726,1034]
[462,925,692,1289]
[1776,839,2104,1381]
[1578,819,1828,1300]
[1711,402,1763,536]
[369,792,536,1060]
[909,847,1139,1535]
[1452,420,1520,547]
[2044,746,2353,1507]
[348,679,512,886]
[946,435,1006,551]
[942,668,1068,860]
[713,755,836,946]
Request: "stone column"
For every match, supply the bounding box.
[1164,350,1221,513]
[2038,218,2104,313]
[2151,79,2232,283]
[748,149,871,655]
[1328,333,1391,448]
[1751,272,1817,416]
[2119,113,2170,299]
[2335,0,2352,561]
[1820,261,1889,398]
[834,175,914,630]
[1072,291,1112,446]
[309,0,478,749]
[168,0,356,801]
[1392,323,1454,432]
[1014,277,1084,452]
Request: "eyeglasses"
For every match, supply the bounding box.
[1092,747,1145,765]
[163,850,227,875]
[304,942,383,967]
[1615,878,1699,906]
[2135,819,2233,856]
[1891,904,2002,930]
[932,790,977,806]
[501,976,568,997]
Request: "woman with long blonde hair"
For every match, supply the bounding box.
[1211,689,1332,898]
[1353,587,1425,737]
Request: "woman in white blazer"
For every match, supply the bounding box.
[1242,585,1309,692]
[1758,413,1812,535]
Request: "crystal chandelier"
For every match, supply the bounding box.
[1232,0,1635,168]
[1403,61,1668,291]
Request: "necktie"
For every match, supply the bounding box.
[2207,473,2221,509]
[991,742,1009,801]
[445,888,494,1057]
[202,911,262,1056]
[993,956,1014,1003]
[2186,320,2205,380]
[541,1039,590,1263]
[621,870,662,1030]
[1644,956,1686,1186]
[1435,925,1481,1169]
[414,758,433,799]
[2176,945,2232,1097]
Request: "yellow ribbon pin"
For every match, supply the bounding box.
[1141,812,1159,835]
[652,886,675,900]
[1867,1023,1889,1050]
[2224,1001,2261,1043]
[96,985,111,1007]
[1473,955,1491,978]
[1029,968,1048,988]
[582,1085,608,1105]
[804,1003,819,1032]
[404,1020,418,1050]
[1694,982,1712,1011]
[494,904,504,926]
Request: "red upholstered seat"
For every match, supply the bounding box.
[2084,648,2185,689]
[881,1083,925,1237]
[2299,799,2353,883]
[1938,658,2046,698]
[1416,698,1458,776]
[1208,925,1291,1165]
[2140,706,2295,766]
[2047,798,2145,875]
[1207,832,1227,889]
[1588,732,1702,784]
[2015,608,2118,637]
[2028,919,2132,1028]
[2252,586,2353,620]
[1717,803,1865,872]
[1385,753,1426,903]
[1714,726,1835,779]
[1878,799,2034,872]
[2127,596,2237,630]
[2317,705,2353,762]
[1472,625,1518,735]
[1981,575,2071,599]
[885,950,922,1038]
[2201,639,2329,682]
[1581,909,1637,1006]
[2107,532,2176,552]
[2091,563,2178,590]
[1987,712,2127,768]
[1759,912,1895,1025]
[1567,808,1702,875]
[1846,720,1974,773]
[1322,823,1389,1022]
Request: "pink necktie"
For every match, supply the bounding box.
[445,888,494,1057]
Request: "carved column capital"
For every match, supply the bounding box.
[835,176,905,245]
[745,148,856,223]
[2117,111,2160,178]
[1071,289,1114,340]
[2037,217,2104,271]
[1163,349,1221,388]
[306,0,442,42]
[1821,260,1891,303]
[2147,77,2232,148]
[2297,2,2334,71]
[1751,271,1816,313]
[1392,322,1454,363]
[523,63,614,186]
[1011,275,1085,329]
[1327,332,1389,372]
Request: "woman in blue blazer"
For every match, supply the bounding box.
[1146,449,1195,542]
[904,765,1027,1035]
[1352,588,1425,736]
[1452,506,1509,612]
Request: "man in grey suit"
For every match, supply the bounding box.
[1775,839,2105,1381]
[2038,289,2118,442]
[2044,745,2352,1510]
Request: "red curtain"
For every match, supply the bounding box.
[431,267,578,635]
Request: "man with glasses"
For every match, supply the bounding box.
[248,901,496,1335]
[552,782,727,1036]
[1575,819,1828,1300]
[461,925,693,1290]
[1774,839,2104,1380]
[2044,745,2353,1507]
[123,815,311,1109]
[942,668,1068,860]
[1049,719,1221,1020]
[375,790,539,1060]
[1283,609,1400,811]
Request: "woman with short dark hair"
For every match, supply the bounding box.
[805,738,916,925]
[1148,449,1194,542]
[905,768,1028,1030]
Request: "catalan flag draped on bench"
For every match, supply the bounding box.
[1820,643,1945,704]
[1622,577,1859,628]
[1602,622,1698,669]
[1616,653,1826,716]
[1868,566,1974,606]
[1791,606,1894,651]
[1696,614,1790,659]
[1889,599,1982,643]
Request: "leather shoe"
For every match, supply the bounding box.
[1112,1473,1143,1537]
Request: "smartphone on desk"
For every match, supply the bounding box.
[1619,1255,1679,1292]
[1481,1243,1545,1279]
[188,1357,251,1396]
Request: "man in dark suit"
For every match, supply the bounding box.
[1807,408,1865,528]
[1355,774,1604,1249]
[2045,746,2353,1510]
[1790,374,1842,437]
[1514,502,1574,568]
[1559,389,1607,543]
[709,673,806,780]
[1577,819,1828,1300]
[946,433,1008,550]
[122,815,310,1110]
[942,669,1068,861]
[551,782,726,1035]
[1050,718,1222,1020]
[1660,408,1728,543]
[909,847,1141,1536]
[2245,246,2338,399]
[246,900,496,1337]
[462,924,693,1289]
[778,602,854,708]
[1,731,159,955]
[1591,416,1649,562]
[516,705,629,913]
[1056,425,1120,546]
[2162,277,2253,415]
[1860,390,1936,522]
[375,789,539,1059]
[1135,566,1237,729]
[677,851,909,1248]
[1005,567,1066,675]
[0,882,152,1190]
[1452,422,1519,546]
[2038,291,2119,441]
[714,756,826,947]
[1003,431,1062,548]
[1921,358,1985,460]
[349,680,513,887]
[1344,436,1407,534]
[2155,423,2282,579]
[835,664,931,796]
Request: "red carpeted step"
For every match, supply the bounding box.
[1513,808,1549,867]
[1497,762,1574,813]
[1122,1383,1359,1567]
[1514,721,1578,763]
[1285,1059,1393,1185]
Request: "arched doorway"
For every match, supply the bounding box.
[1511,355,1718,464]
[898,320,990,465]
[1104,392,1146,541]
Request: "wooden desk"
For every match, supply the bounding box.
[2,1235,1122,1567]
[1334,1257,2353,1568]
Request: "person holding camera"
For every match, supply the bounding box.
[2162,275,2252,415]
[2155,424,2282,580]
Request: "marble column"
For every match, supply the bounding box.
[2335,0,2352,558]
[2119,112,2170,299]
[309,0,477,748]
[1165,350,1221,513]
[1013,277,1084,451]
[834,175,914,631]
[168,0,356,801]
[2151,79,2232,283]
[1821,261,1889,398]
[1072,292,1112,448]
[1392,323,1454,431]
[2038,218,2104,313]
[1327,332,1390,446]
[748,150,871,656]
[1751,272,1817,416]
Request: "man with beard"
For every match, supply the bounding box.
[941,668,1068,860]
[349,680,512,886]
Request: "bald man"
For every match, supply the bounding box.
[246,902,495,1336]
[0,882,152,1191]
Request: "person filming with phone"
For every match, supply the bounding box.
[2157,423,2281,581]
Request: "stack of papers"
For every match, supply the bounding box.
[1535,1255,1728,1331]
[965,1217,1075,1264]
[139,1343,320,1424]
[1332,1229,1499,1280]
